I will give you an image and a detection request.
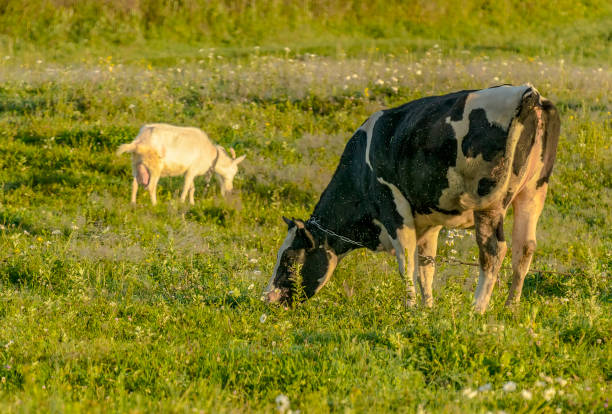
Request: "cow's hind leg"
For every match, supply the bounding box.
[506,183,548,305]
[474,211,508,313]
[390,225,418,307]
[416,225,442,307]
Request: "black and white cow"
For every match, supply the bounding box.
[265,85,560,313]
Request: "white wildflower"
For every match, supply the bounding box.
[521,389,532,400]
[249,258,258,263]
[52,230,61,235]
[259,313,267,323]
[415,69,422,75]
[503,381,517,392]
[539,373,553,383]
[462,388,478,399]
[478,383,492,392]
[275,394,290,413]
[555,377,567,387]
[375,79,385,85]
[535,380,546,387]
[543,387,556,401]
[248,283,255,290]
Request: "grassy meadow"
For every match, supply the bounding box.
[0,1,611,412]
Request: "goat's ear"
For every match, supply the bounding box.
[229,148,236,159]
[234,154,246,164]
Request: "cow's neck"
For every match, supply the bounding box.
[308,160,379,256]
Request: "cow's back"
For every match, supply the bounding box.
[367,85,545,216]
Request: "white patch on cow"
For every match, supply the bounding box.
[264,227,297,294]
[447,85,533,142]
[439,85,534,211]
[359,110,384,170]
[315,252,338,294]
[373,219,394,252]
[377,177,414,227]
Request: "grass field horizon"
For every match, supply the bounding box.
[0,1,610,412]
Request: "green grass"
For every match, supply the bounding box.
[0,3,611,413]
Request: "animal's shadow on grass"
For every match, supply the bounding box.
[185,206,234,226]
[196,294,251,308]
[292,330,392,349]
[13,126,136,152]
[1,171,85,195]
[519,272,571,299]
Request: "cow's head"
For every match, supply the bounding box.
[264,217,338,305]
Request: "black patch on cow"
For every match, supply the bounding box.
[300,248,330,298]
[502,191,514,208]
[477,177,497,196]
[449,94,469,121]
[536,100,560,188]
[431,206,461,215]
[366,91,476,215]
[496,219,505,242]
[512,108,537,175]
[461,109,507,161]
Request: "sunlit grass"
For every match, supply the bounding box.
[0,23,610,414]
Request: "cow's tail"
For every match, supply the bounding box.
[459,87,541,210]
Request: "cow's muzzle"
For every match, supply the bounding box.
[263,287,289,304]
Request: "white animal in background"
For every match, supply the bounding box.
[117,123,246,205]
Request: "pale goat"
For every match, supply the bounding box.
[117,123,246,205]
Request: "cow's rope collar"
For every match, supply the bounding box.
[306,218,572,277]
[307,217,366,248]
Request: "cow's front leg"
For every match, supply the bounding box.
[390,225,418,307]
[416,225,442,307]
[473,210,508,313]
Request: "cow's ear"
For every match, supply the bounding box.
[282,216,295,229]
